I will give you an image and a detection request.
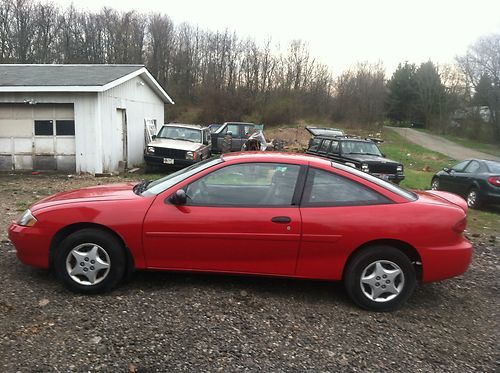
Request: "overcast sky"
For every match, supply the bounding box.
[52,0,500,76]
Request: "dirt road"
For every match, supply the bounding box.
[387,127,500,161]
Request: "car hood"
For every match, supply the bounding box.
[31,183,140,212]
[148,138,202,151]
[343,154,400,165]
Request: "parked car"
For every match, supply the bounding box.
[9,153,472,311]
[144,124,211,171]
[431,159,500,208]
[211,122,265,153]
[306,129,405,184]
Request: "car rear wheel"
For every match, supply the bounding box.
[344,246,416,311]
[431,178,440,190]
[467,188,481,209]
[54,228,126,294]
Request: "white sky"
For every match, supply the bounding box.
[51,0,500,76]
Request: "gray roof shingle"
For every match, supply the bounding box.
[0,64,144,86]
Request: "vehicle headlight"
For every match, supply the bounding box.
[361,163,369,172]
[186,151,197,160]
[147,146,155,154]
[17,209,37,227]
[397,165,403,172]
[345,162,356,168]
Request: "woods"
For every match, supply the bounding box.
[0,0,499,142]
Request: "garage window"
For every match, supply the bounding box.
[34,120,54,136]
[56,120,75,136]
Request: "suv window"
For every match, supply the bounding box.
[186,163,300,206]
[329,140,339,153]
[309,138,321,152]
[302,168,390,206]
[341,141,382,156]
[319,139,331,153]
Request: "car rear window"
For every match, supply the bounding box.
[330,162,417,201]
[485,161,500,173]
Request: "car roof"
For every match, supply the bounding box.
[221,151,332,166]
[223,122,255,125]
[162,123,207,130]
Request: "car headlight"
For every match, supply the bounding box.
[186,151,197,160]
[345,162,356,168]
[17,209,37,227]
[397,165,403,172]
[361,163,369,172]
[147,146,155,154]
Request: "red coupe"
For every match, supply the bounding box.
[9,153,472,311]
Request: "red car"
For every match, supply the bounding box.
[9,153,472,311]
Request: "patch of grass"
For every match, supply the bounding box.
[380,129,456,189]
[467,207,500,236]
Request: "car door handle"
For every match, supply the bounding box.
[271,216,291,224]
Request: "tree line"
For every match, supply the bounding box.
[1,0,499,142]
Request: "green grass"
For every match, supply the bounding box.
[380,129,456,189]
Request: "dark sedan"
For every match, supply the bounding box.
[431,159,500,208]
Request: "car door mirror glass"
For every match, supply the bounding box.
[443,167,450,173]
[170,189,188,205]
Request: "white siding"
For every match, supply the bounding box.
[0,92,102,173]
[98,76,164,172]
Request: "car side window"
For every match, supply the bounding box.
[185,163,301,206]
[319,139,331,153]
[309,138,321,152]
[451,160,470,172]
[329,140,339,153]
[302,168,390,206]
[227,124,240,137]
[463,161,480,174]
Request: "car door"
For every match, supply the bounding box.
[458,160,481,195]
[297,167,394,280]
[142,162,303,275]
[440,160,470,193]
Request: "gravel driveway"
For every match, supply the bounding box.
[387,127,500,162]
[0,174,498,372]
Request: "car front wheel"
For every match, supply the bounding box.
[431,178,440,190]
[54,228,126,294]
[344,246,416,311]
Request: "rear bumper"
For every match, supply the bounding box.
[8,222,51,269]
[144,155,197,167]
[419,237,473,283]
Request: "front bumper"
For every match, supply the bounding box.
[419,237,473,283]
[8,222,51,268]
[144,154,198,167]
[371,173,405,184]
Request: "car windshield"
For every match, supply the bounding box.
[485,160,500,173]
[331,162,417,201]
[156,126,202,143]
[341,141,382,156]
[143,157,223,195]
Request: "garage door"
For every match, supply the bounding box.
[0,103,76,171]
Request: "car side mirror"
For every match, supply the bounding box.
[152,135,156,140]
[169,189,187,205]
[381,153,386,158]
[443,167,450,173]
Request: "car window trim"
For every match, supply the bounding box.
[178,161,304,208]
[299,166,393,208]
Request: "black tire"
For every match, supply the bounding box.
[344,246,416,312]
[431,178,440,190]
[466,188,481,209]
[54,228,126,294]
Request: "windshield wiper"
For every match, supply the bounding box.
[133,180,152,194]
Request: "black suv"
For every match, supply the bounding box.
[306,128,405,184]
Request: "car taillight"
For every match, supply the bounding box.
[488,176,500,187]
[452,217,467,233]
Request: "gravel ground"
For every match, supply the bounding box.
[0,173,498,372]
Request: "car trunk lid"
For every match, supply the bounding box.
[416,190,468,213]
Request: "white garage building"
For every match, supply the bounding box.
[0,64,173,174]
